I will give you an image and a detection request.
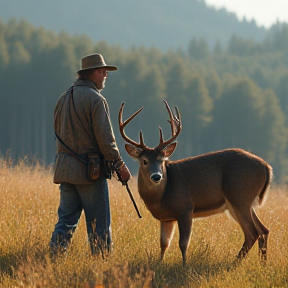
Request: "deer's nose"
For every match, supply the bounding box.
[150,173,162,183]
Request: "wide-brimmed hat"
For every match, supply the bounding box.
[77,53,117,73]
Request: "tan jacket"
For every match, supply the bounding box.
[53,79,120,184]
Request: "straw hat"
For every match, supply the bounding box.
[77,53,117,73]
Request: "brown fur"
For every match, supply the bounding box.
[126,146,272,265]
[119,101,272,266]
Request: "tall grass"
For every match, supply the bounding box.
[0,158,287,287]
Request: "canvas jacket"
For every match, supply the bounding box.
[53,79,120,184]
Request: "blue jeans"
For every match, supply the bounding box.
[49,177,111,256]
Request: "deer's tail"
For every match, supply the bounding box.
[258,163,273,206]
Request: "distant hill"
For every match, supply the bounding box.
[0,0,269,51]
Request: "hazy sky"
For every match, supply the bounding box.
[205,0,288,28]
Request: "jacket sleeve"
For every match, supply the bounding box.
[91,96,121,161]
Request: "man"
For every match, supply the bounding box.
[50,53,131,257]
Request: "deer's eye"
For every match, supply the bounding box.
[142,159,148,165]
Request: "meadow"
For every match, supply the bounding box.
[0,158,287,288]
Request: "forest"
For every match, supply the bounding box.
[0,0,268,51]
[1,19,288,182]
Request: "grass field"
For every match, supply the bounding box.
[0,158,287,287]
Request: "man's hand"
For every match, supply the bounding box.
[113,158,131,184]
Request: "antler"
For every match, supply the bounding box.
[155,99,182,150]
[118,103,148,149]
[118,100,181,150]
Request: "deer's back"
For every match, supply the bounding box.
[163,148,270,214]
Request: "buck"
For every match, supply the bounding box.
[118,100,272,266]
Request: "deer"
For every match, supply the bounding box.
[118,99,272,266]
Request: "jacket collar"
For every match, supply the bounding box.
[73,79,100,93]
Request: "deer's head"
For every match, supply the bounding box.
[118,100,182,184]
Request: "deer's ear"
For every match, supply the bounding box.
[163,142,177,157]
[125,144,142,159]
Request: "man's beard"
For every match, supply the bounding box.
[97,81,105,90]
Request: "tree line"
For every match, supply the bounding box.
[1,19,288,182]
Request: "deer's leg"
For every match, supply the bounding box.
[160,221,176,261]
[228,205,260,260]
[252,209,269,261]
[177,215,193,266]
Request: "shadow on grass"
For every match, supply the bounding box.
[0,246,49,281]
[0,252,18,276]
[144,250,242,287]
[0,245,243,288]
[149,260,240,287]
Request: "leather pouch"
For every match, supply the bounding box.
[87,154,101,180]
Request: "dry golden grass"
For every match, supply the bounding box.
[0,158,287,287]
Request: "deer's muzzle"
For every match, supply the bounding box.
[150,173,162,183]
